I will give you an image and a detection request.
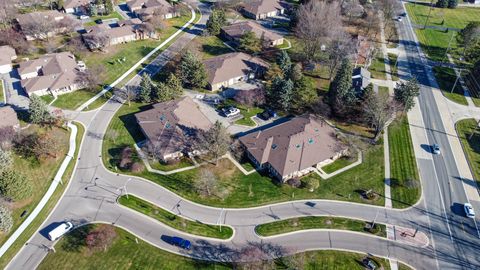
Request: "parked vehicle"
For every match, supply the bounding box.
[222,106,240,117]
[464,203,475,218]
[171,236,191,250]
[257,109,276,121]
[400,12,407,17]
[432,144,441,155]
[48,222,73,241]
[79,15,90,20]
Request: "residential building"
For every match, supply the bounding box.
[241,0,287,20]
[135,96,212,161]
[221,21,284,47]
[62,0,91,13]
[0,46,17,74]
[126,0,179,20]
[16,10,68,40]
[82,18,157,49]
[0,106,20,131]
[352,67,371,95]
[203,52,269,91]
[18,52,83,97]
[239,115,347,181]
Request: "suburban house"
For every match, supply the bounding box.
[352,67,371,95]
[239,115,347,181]
[62,0,91,13]
[354,35,374,67]
[0,106,20,131]
[82,18,157,49]
[126,0,179,20]
[0,46,17,74]
[203,52,269,91]
[16,10,68,40]
[241,0,287,20]
[18,52,83,97]
[221,21,284,47]
[135,96,212,162]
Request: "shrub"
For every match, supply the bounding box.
[85,224,117,251]
[302,177,319,192]
[286,178,301,188]
[131,162,144,173]
[119,147,133,169]
[0,204,13,233]
[0,170,32,201]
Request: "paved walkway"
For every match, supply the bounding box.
[315,151,362,179]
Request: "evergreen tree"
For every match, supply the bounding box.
[271,76,294,111]
[394,78,420,112]
[29,94,53,125]
[292,76,317,112]
[328,58,356,115]
[206,9,226,35]
[277,50,292,75]
[178,51,208,88]
[89,3,98,16]
[447,0,458,8]
[436,0,447,8]
[104,0,113,14]
[139,73,153,103]
[165,73,183,99]
[0,170,32,201]
[238,31,262,54]
[57,0,64,9]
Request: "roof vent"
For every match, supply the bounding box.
[272,144,277,149]
[296,144,301,149]
[308,138,314,144]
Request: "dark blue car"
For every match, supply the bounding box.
[162,235,191,250]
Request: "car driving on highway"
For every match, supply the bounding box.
[432,144,441,154]
[464,203,475,218]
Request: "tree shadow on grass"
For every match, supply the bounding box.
[61,225,93,253]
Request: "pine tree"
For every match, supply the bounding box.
[394,78,420,112]
[292,76,317,112]
[178,51,208,88]
[165,73,183,99]
[89,3,98,16]
[447,0,458,8]
[139,73,153,103]
[277,50,292,75]
[271,76,294,112]
[206,9,226,35]
[328,58,356,115]
[238,31,262,54]
[104,0,113,14]
[29,94,53,125]
[436,0,448,8]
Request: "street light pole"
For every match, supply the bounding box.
[423,0,435,29]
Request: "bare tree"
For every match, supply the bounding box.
[194,169,219,197]
[57,17,81,36]
[0,28,32,54]
[75,64,105,91]
[198,121,231,165]
[363,88,396,142]
[325,30,355,80]
[82,31,110,50]
[114,85,137,106]
[0,0,18,28]
[20,16,58,40]
[294,0,342,62]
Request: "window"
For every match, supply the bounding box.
[308,138,314,144]
[160,115,166,121]
[272,144,277,149]
[165,123,171,129]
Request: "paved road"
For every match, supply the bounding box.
[4,1,480,269]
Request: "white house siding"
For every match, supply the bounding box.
[0,64,12,74]
[210,75,249,91]
[65,8,75,13]
[29,88,50,96]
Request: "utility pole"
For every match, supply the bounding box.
[424,0,435,29]
[442,31,456,63]
[469,119,480,140]
[451,69,462,93]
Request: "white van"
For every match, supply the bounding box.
[48,222,73,241]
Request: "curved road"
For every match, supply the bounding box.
[5,1,480,269]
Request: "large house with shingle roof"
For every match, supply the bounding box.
[241,0,287,20]
[16,10,68,40]
[18,52,83,97]
[135,96,212,161]
[239,115,347,181]
[221,21,284,47]
[203,52,269,91]
[62,0,91,13]
[0,46,17,74]
[126,0,179,20]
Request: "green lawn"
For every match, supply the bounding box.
[0,122,84,270]
[150,157,195,171]
[368,50,387,80]
[378,86,389,96]
[51,89,111,110]
[220,100,263,127]
[102,102,386,208]
[413,28,459,63]
[38,224,394,270]
[0,79,4,103]
[388,53,399,81]
[83,11,124,27]
[388,116,421,208]
[119,195,233,239]
[255,216,386,238]
[456,119,480,187]
[432,66,468,106]
[40,94,55,105]
[320,156,356,174]
[195,35,233,59]
[405,3,480,29]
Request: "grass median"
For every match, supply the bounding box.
[388,116,421,208]
[0,122,85,270]
[456,119,480,187]
[255,216,387,238]
[433,66,468,106]
[118,195,233,239]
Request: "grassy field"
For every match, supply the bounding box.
[320,156,356,174]
[0,122,84,270]
[388,53,399,81]
[433,66,468,105]
[413,28,459,62]
[405,3,480,29]
[221,99,263,127]
[150,157,195,171]
[255,216,386,237]
[194,35,233,59]
[102,101,386,208]
[38,224,395,270]
[51,89,111,110]
[119,195,233,239]
[83,11,124,27]
[369,50,387,80]
[388,116,421,208]
[0,79,4,103]
[456,119,480,187]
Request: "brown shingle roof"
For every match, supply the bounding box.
[203,52,269,85]
[83,19,141,42]
[0,106,19,129]
[239,115,345,178]
[135,96,212,157]
[63,0,90,9]
[16,10,64,27]
[221,21,283,43]
[242,0,285,16]
[127,0,172,11]
[0,46,16,66]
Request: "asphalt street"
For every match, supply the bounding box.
[3,1,480,269]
